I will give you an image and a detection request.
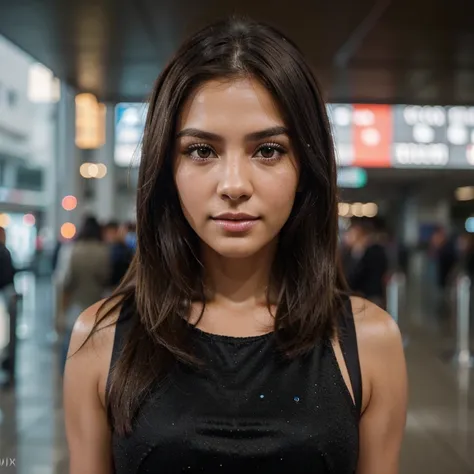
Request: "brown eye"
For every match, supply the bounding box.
[259,146,276,159]
[195,147,212,159]
[255,143,286,161]
[186,144,216,161]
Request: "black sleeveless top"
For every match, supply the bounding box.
[110,297,362,473]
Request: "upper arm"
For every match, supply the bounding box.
[353,298,408,474]
[63,301,116,474]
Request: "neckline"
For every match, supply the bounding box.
[184,321,274,344]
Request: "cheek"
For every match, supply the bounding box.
[175,167,211,225]
[258,169,299,220]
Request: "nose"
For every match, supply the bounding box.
[217,155,253,202]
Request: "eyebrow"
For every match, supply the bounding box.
[176,126,289,142]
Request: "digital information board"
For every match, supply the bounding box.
[329,104,474,169]
[114,103,474,170]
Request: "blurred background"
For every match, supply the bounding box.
[0,0,473,472]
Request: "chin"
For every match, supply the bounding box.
[207,238,267,259]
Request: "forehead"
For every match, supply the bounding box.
[177,78,285,132]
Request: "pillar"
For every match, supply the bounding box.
[55,83,83,237]
[93,103,116,222]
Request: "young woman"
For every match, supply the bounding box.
[64,17,407,474]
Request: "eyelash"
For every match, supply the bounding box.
[184,142,288,162]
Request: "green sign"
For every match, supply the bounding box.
[337,167,367,188]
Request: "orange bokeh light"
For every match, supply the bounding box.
[62,195,77,211]
[0,213,10,228]
[61,222,76,240]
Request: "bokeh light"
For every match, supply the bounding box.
[455,186,474,201]
[0,213,10,228]
[351,202,364,217]
[338,202,351,217]
[62,195,77,211]
[60,222,76,240]
[23,214,36,226]
[79,162,107,179]
[80,163,91,178]
[88,163,99,178]
[96,163,107,179]
[362,202,378,218]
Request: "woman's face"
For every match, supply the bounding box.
[174,78,299,259]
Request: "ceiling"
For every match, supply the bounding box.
[0,0,473,104]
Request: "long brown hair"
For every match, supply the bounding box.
[88,17,346,436]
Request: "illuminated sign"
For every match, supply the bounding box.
[466,217,474,233]
[329,104,474,169]
[391,106,449,167]
[330,104,392,168]
[352,104,392,168]
[114,103,148,167]
[75,94,106,149]
[337,167,367,188]
[446,106,474,168]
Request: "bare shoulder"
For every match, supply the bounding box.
[349,297,406,410]
[348,299,407,471]
[349,296,402,351]
[68,296,121,356]
[63,298,122,472]
[66,296,123,406]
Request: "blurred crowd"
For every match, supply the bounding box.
[340,217,390,308]
[0,215,138,381]
[340,217,474,310]
[51,216,136,370]
[426,226,474,318]
[428,226,474,290]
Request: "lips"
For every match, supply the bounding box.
[211,213,260,233]
[212,212,259,221]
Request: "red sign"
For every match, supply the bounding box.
[352,104,392,167]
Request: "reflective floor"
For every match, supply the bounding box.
[0,274,473,473]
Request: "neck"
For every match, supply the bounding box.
[201,241,277,309]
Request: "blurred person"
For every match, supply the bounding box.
[123,221,137,252]
[0,226,15,291]
[102,221,120,244]
[441,232,474,324]
[0,226,16,376]
[371,216,388,244]
[344,217,389,308]
[428,226,456,317]
[64,18,407,474]
[457,233,474,322]
[455,232,474,277]
[429,226,456,290]
[51,239,62,272]
[55,216,110,371]
[103,221,134,288]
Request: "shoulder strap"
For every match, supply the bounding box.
[338,296,363,417]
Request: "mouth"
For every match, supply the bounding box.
[212,212,259,221]
[211,213,260,232]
